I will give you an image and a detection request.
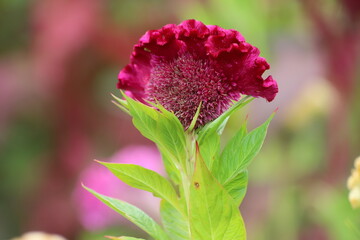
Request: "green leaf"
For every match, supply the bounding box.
[112,93,130,115]
[222,170,248,206]
[149,101,187,164]
[198,132,220,171]
[160,200,190,240]
[159,150,181,184]
[196,96,253,169]
[219,120,248,170]
[120,95,187,184]
[112,92,129,108]
[216,113,274,187]
[187,101,202,132]
[125,96,159,141]
[197,96,253,143]
[188,146,246,240]
[213,121,247,182]
[100,162,182,214]
[84,186,170,240]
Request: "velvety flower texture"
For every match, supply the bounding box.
[118,19,278,128]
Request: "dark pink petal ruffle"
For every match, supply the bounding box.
[117,19,278,128]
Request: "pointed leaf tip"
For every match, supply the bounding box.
[187,101,202,132]
[94,159,107,166]
[83,186,170,240]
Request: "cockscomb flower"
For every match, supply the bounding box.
[117,19,278,128]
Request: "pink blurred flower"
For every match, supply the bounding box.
[74,145,164,231]
[32,0,100,91]
[0,62,22,134]
[117,19,278,128]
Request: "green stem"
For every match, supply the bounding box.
[179,131,197,239]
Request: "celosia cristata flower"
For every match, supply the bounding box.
[117,19,278,128]
[347,156,360,208]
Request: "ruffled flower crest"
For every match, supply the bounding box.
[118,19,278,128]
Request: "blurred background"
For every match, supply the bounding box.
[0,0,359,239]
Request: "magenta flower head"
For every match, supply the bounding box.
[117,19,278,128]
